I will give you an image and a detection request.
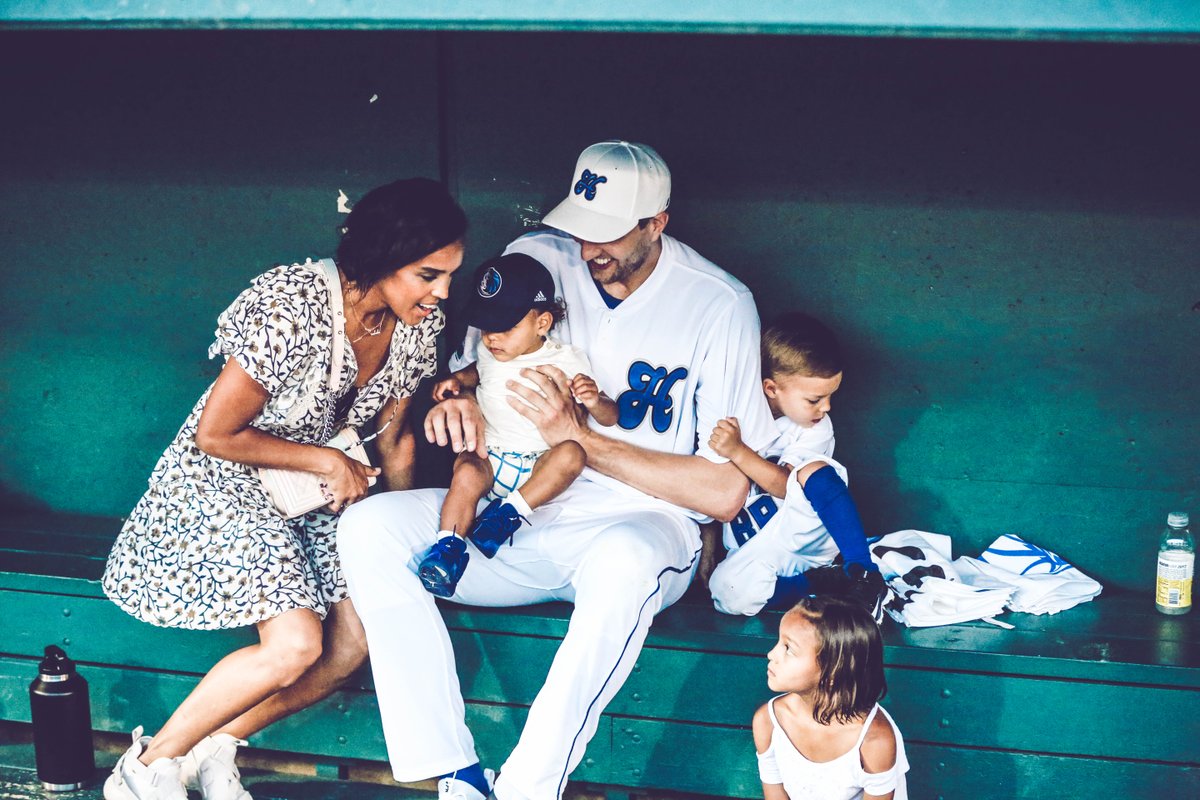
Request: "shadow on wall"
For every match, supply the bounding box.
[834,331,964,549]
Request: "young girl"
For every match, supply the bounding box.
[755,596,909,800]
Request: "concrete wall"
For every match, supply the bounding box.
[2,30,1197,589]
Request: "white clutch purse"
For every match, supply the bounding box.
[253,259,381,519]
[256,428,376,519]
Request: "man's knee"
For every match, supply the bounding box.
[336,498,384,563]
[577,528,671,595]
[710,584,764,617]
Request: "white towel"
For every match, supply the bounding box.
[871,530,1013,627]
[966,534,1103,614]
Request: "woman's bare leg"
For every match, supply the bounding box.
[218,598,368,740]
[139,607,323,763]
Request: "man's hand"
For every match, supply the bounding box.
[506,365,590,447]
[708,417,748,460]
[424,395,487,458]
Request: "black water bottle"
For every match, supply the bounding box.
[29,645,95,791]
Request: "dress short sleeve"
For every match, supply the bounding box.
[756,747,783,785]
[858,707,910,799]
[208,263,326,397]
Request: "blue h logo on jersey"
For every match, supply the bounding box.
[573,169,607,201]
[617,362,688,433]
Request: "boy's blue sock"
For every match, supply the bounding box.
[766,572,812,610]
[802,465,879,574]
[440,763,489,796]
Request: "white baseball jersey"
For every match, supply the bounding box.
[476,337,592,454]
[722,414,844,553]
[452,229,777,520]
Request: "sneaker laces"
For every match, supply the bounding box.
[476,504,527,548]
[427,535,467,562]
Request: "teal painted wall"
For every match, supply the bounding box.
[1,30,1197,590]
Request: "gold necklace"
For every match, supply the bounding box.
[349,298,387,344]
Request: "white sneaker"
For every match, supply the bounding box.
[437,767,495,800]
[179,733,253,800]
[103,726,188,800]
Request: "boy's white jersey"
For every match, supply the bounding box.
[722,414,846,553]
[453,229,776,519]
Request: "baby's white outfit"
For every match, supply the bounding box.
[757,697,909,800]
[475,337,591,497]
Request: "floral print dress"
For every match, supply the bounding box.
[103,259,441,630]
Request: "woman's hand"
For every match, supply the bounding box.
[316,447,381,514]
[424,394,488,458]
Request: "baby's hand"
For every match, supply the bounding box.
[708,417,744,459]
[570,373,601,408]
[572,373,619,427]
[432,377,463,402]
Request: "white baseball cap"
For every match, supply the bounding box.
[541,140,671,244]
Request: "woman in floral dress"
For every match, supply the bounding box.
[101,178,467,800]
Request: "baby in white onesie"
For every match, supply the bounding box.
[418,253,617,598]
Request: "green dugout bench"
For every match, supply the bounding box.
[2,512,1197,799]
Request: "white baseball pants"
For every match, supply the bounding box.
[337,480,700,800]
[709,523,835,616]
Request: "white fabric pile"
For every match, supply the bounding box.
[960,533,1103,615]
[871,530,1102,628]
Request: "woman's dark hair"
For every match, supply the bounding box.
[790,595,886,725]
[336,178,467,291]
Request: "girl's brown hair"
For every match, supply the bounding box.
[789,595,886,725]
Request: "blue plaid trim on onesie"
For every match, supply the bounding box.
[486,449,543,500]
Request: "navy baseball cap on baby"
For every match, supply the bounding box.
[466,253,557,333]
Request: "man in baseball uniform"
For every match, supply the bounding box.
[338,140,776,800]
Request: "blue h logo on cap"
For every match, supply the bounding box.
[573,169,607,201]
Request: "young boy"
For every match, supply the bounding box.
[705,312,884,617]
[418,253,618,597]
